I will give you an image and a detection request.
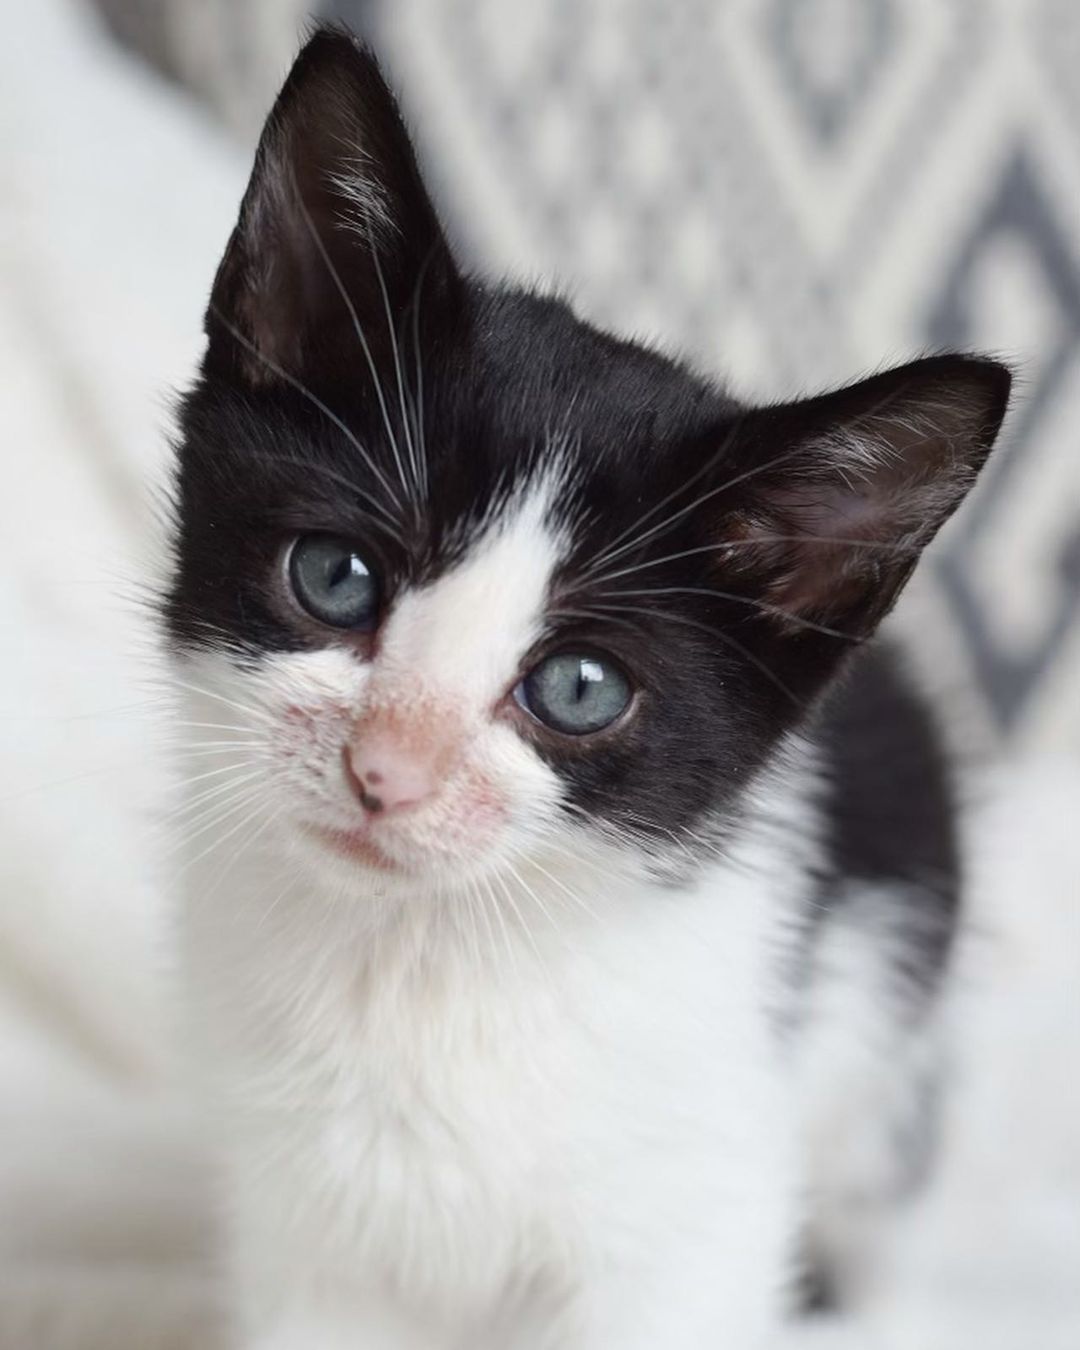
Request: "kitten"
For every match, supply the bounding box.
[165,27,1010,1350]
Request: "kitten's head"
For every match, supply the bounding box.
[166,28,1009,896]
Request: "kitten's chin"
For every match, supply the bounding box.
[302,822,403,874]
[293,818,507,897]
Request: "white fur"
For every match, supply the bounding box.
[173,483,851,1348]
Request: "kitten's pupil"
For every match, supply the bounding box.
[330,557,355,589]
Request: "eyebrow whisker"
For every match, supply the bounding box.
[294,198,412,513]
[598,587,859,641]
[207,303,405,520]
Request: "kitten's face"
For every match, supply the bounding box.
[175,470,601,890]
[171,343,759,892]
[166,31,1009,896]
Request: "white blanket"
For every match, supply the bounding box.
[0,4,1076,1346]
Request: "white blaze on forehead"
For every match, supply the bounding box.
[380,475,567,703]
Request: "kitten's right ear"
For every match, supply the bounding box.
[712,355,1011,638]
[204,26,456,386]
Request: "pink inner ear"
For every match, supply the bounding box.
[723,469,931,630]
[754,498,884,624]
[768,477,894,541]
[713,356,1008,633]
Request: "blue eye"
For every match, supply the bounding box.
[288,535,379,630]
[516,652,632,736]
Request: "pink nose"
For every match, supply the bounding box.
[345,734,437,815]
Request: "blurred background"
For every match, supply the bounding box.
[0,2,1077,1348]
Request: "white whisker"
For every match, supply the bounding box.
[208,301,404,518]
[367,225,423,513]
[164,720,265,737]
[158,769,267,836]
[468,874,501,978]
[180,787,277,874]
[478,871,521,988]
[164,676,273,724]
[256,453,407,546]
[581,423,741,576]
[167,740,269,757]
[517,854,602,923]
[295,199,411,511]
[408,250,434,501]
[254,873,299,935]
[600,586,857,640]
[494,865,548,966]
[159,780,273,860]
[582,441,808,581]
[503,859,567,943]
[170,759,258,793]
[200,803,285,909]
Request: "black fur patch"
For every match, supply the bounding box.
[815,644,961,994]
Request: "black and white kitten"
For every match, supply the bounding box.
[166,28,1010,1350]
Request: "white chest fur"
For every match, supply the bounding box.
[182,828,803,1346]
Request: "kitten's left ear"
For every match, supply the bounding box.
[204,26,456,385]
[718,355,1011,635]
